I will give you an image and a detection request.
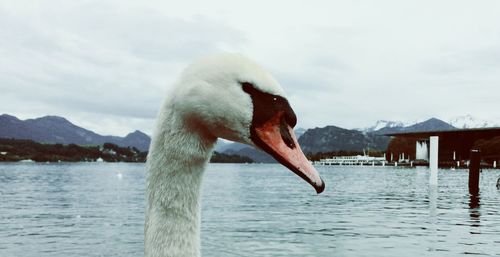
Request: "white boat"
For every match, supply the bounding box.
[315,155,386,166]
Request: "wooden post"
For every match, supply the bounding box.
[469,150,481,195]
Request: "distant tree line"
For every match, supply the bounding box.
[0,138,147,162]
[210,151,254,163]
[0,138,254,163]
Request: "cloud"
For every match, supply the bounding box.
[0,1,246,134]
[1,0,500,135]
[421,44,500,76]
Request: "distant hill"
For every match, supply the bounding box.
[0,114,151,151]
[215,119,458,158]
[120,130,151,152]
[214,140,249,153]
[298,126,389,154]
[224,147,276,163]
[406,118,456,131]
[0,114,466,159]
[371,118,457,135]
[0,138,147,162]
[296,118,457,155]
[215,140,276,163]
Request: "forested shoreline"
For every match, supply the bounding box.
[0,138,253,163]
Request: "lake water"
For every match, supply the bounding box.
[1,163,499,257]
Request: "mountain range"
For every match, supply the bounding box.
[217,117,465,160]
[448,115,500,129]
[360,120,406,133]
[368,118,457,135]
[298,125,389,154]
[1,113,498,161]
[0,114,150,151]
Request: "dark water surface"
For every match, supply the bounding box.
[1,163,499,256]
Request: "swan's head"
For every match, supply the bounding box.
[171,53,324,193]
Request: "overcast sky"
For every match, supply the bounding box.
[1,0,500,136]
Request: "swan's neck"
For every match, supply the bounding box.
[145,109,216,257]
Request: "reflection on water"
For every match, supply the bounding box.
[469,193,481,210]
[1,163,500,257]
[427,185,438,253]
[469,193,481,232]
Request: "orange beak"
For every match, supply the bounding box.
[251,112,325,194]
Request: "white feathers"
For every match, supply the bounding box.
[145,53,286,257]
[179,53,285,97]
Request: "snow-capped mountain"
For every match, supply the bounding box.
[360,115,500,133]
[358,118,457,135]
[0,114,151,151]
[360,120,405,133]
[449,115,500,129]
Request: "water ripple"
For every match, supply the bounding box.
[1,163,500,256]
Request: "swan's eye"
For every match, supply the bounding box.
[240,81,297,128]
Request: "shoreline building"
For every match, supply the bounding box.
[385,127,500,168]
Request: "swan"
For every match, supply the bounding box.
[145,53,325,257]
